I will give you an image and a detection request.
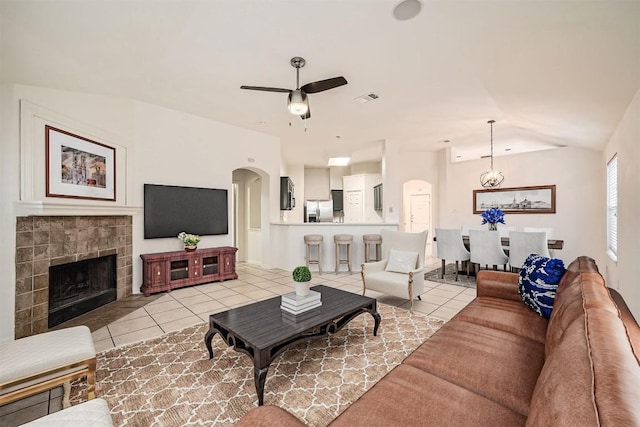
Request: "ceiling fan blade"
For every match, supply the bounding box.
[300,76,347,94]
[240,86,291,93]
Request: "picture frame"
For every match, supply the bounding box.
[473,185,555,214]
[45,125,116,201]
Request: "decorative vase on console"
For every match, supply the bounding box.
[292,265,312,297]
[177,232,201,252]
[480,207,505,231]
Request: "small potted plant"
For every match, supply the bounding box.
[292,265,312,296]
[177,232,201,251]
[480,207,506,231]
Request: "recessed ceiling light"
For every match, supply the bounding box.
[505,148,512,151]
[393,0,422,21]
[328,157,350,166]
[443,140,450,144]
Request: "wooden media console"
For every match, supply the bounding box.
[140,246,238,296]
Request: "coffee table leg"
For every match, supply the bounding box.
[371,311,381,336]
[254,365,269,406]
[205,329,217,359]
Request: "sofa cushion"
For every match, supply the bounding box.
[454,297,548,344]
[329,364,526,427]
[403,319,545,416]
[518,254,566,319]
[385,249,418,273]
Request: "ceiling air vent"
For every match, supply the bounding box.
[355,93,380,103]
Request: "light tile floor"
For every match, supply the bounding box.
[91,258,475,352]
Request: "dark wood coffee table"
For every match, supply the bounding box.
[204,285,381,405]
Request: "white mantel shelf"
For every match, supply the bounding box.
[15,201,143,217]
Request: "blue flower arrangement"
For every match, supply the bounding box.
[480,208,505,230]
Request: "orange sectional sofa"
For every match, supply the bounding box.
[235,256,640,426]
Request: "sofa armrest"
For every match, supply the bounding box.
[476,270,521,302]
[235,405,307,427]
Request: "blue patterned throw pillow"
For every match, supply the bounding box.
[518,254,566,319]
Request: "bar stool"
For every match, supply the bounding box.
[363,234,383,263]
[334,234,353,273]
[304,234,323,274]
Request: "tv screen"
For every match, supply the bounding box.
[144,184,229,239]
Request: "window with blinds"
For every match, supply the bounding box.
[607,154,618,260]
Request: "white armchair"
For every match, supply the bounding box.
[361,229,428,312]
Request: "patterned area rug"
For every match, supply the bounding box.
[72,304,443,426]
[424,263,477,288]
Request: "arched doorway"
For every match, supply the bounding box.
[232,167,270,266]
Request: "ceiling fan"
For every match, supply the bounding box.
[240,57,347,120]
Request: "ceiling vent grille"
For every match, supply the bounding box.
[355,93,380,103]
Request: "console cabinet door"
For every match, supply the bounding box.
[200,254,220,281]
[220,248,238,280]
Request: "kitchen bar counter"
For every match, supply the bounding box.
[269,222,398,272]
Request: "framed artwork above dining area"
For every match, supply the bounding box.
[473,185,556,214]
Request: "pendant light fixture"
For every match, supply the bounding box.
[480,120,504,188]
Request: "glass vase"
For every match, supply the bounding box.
[488,223,498,231]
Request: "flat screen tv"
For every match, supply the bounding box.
[144,184,228,239]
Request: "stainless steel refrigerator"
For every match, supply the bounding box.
[305,200,334,222]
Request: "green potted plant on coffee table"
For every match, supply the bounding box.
[292,265,312,296]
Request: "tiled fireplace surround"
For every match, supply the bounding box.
[15,215,133,339]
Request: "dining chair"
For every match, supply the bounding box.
[469,229,509,274]
[435,228,470,281]
[461,225,484,236]
[523,227,555,256]
[508,231,550,271]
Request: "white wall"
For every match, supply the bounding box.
[603,90,640,318]
[383,140,440,225]
[304,167,330,200]
[350,161,381,175]
[0,84,281,342]
[438,146,605,269]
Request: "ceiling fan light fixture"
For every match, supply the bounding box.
[287,90,309,115]
[480,120,505,188]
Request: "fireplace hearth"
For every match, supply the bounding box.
[48,254,117,328]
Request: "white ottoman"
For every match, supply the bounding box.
[19,398,112,427]
[0,326,96,408]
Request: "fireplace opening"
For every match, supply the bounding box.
[48,254,117,328]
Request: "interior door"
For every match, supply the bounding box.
[409,193,431,259]
[410,193,431,234]
[344,190,363,223]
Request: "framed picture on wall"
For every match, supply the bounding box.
[473,185,556,214]
[45,125,116,201]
